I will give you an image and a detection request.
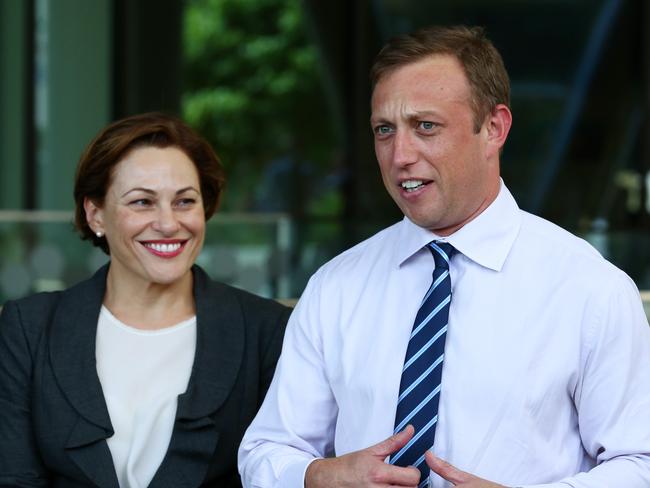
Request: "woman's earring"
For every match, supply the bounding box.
[96,231,103,238]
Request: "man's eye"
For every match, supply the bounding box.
[418,121,437,131]
[375,125,393,136]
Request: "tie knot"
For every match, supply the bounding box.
[428,241,456,270]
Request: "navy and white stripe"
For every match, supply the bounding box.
[390,241,456,485]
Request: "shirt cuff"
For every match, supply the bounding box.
[279,457,321,488]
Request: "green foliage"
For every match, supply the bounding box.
[182,0,338,213]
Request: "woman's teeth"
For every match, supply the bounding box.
[145,242,182,253]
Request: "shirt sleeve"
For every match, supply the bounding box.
[238,270,338,488]
[0,301,49,486]
[521,272,650,488]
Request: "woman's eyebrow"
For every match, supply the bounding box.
[120,187,155,198]
[120,186,200,198]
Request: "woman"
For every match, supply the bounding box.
[0,112,291,487]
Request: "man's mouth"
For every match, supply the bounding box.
[400,179,430,192]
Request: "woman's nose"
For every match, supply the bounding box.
[152,205,181,235]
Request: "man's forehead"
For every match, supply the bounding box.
[370,55,472,116]
[373,54,469,93]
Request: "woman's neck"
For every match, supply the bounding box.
[103,268,196,330]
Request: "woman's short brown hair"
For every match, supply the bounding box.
[371,25,510,132]
[73,112,225,254]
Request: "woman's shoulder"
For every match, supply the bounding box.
[223,283,290,315]
[1,267,105,331]
[0,290,65,349]
[192,266,291,343]
[192,267,291,365]
[2,290,63,320]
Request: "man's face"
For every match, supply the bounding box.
[371,54,502,235]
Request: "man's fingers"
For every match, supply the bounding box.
[306,444,421,488]
[372,464,420,487]
[368,424,415,458]
[425,451,471,485]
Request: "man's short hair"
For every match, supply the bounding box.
[371,25,510,132]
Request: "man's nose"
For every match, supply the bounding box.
[392,131,418,167]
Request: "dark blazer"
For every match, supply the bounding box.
[0,264,291,488]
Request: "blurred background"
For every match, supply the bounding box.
[0,0,649,313]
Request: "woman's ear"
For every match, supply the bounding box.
[83,197,104,235]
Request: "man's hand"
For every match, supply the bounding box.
[425,452,508,487]
[305,425,421,488]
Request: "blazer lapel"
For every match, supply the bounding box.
[49,264,119,488]
[150,266,245,487]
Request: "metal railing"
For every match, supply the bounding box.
[0,210,293,302]
[0,211,649,320]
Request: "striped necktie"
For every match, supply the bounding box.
[390,241,456,486]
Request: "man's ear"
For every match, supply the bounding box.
[484,103,512,158]
[83,197,104,235]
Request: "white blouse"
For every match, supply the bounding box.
[96,306,196,488]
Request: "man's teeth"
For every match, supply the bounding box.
[401,180,425,192]
[145,242,182,253]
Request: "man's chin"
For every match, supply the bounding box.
[405,213,460,236]
[405,213,442,231]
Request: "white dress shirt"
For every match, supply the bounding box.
[238,182,650,488]
[96,307,196,488]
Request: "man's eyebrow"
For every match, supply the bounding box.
[409,110,443,119]
[370,110,443,124]
[369,116,392,126]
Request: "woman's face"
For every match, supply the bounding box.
[86,145,206,288]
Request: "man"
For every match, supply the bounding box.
[238,25,650,488]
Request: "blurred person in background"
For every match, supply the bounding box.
[0,112,290,487]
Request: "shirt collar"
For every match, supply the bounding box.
[394,180,521,272]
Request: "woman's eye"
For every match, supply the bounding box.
[176,198,196,208]
[130,198,152,207]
